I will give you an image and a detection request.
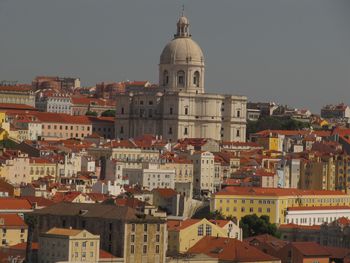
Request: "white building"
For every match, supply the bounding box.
[115,14,247,142]
[285,206,350,226]
[92,180,124,196]
[190,151,215,196]
[123,163,175,191]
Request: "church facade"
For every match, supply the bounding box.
[115,14,247,142]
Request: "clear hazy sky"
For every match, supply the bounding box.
[1,0,349,113]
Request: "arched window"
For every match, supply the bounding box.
[193,71,200,87]
[177,70,185,87]
[163,70,169,85]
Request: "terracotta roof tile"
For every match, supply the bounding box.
[188,236,279,262]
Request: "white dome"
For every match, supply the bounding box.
[160,37,204,65]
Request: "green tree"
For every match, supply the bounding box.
[101,109,116,117]
[239,214,280,239]
[85,110,98,117]
[247,116,309,139]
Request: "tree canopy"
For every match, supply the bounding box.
[101,109,116,117]
[85,110,98,117]
[239,214,280,238]
[247,116,309,137]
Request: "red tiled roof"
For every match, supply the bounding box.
[0,214,27,227]
[99,249,117,259]
[71,96,115,106]
[287,206,350,211]
[291,242,330,256]
[52,192,82,203]
[24,196,55,208]
[188,236,278,262]
[114,197,145,209]
[213,186,346,197]
[10,242,39,250]
[0,198,32,210]
[0,85,32,92]
[153,188,177,198]
[0,103,37,111]
[34,112,91,124]
[167,219,200,231]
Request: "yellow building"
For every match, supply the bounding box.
[299,154,335,191]
[29,157,57,181]
[166,218,239,254]
[0,214,28,247]
[161,157,193,184]
[210,186,350,224]
[38,228,100,263]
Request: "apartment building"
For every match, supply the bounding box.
[28,202,167,263]
[210,186,350,224]
[0,85,35,107]
[124,163,175,191]
[38,228,100,263]
[0,214,27,247]
[190,151,215,196]
[167,218,241,254]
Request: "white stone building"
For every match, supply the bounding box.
[190,151,215,196]
[92,180,124,196]
[285,206,350,226]
[123,163,175,191]
[115,14,247,142]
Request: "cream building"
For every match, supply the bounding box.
[115,14,247,142]
[190,151,215,195]
[38,228,100,263]
[124,163,175,191]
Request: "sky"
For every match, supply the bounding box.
[0,0,349,113]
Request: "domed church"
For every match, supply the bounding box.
[115,14,247,142]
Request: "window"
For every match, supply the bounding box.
[163,70,169,85]
[143,235,147,242]
[156,234,160,242]
[156,245,160,254]
[205,225,212,236]
[90,241,94,247]
[130,245,135,254]
[149,101,153,105]
[177,70,185,86]
[237,110,241,117]
[120,126,124,134]
[157,224,161,232]
[185,107,188,115]
[184,127,188,135]
[131,234,135,243]
[236,129,240,137]
[193,71,200,87]
[197,224,203,236]
[169,127,172,134]
[143,245,147,254]
[90,252,93,258]
[144,224,148,232]
[170,107,173,115]
[131,224,135,232]
[121,107,124,114]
